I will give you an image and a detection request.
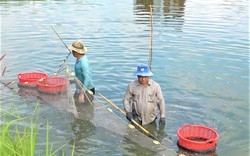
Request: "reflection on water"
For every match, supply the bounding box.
[70,118,96,152]
[0,0,249,155]
[18,86,39,97]
[134,0,186,31]
[134,0,186,14]
[177,148,217,156]
[120,137,159,156]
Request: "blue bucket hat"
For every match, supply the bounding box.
[134,64,153,76]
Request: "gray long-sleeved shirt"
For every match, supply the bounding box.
[123,79,165,125]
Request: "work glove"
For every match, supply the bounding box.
[126,112,133,122]
[159,117,165,129]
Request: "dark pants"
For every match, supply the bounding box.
[131,110,166,141]
[132,109,142,125]
[131,109,157,126]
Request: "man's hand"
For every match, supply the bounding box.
[126,112,133,121]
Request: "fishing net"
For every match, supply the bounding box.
[16,71,78,117]
[88,96,176,155]
[13,62,177,155]
[58,62,176,154]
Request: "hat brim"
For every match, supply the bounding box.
[68,45,87,54]
[134,71,153,76]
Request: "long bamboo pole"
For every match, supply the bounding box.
[51,26,72,75]
[98,93,160,143]
[149,5,153,70]
[51,26,72,58]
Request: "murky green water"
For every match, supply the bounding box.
[0,0,249,155]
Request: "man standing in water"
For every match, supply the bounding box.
[68,40,95,103]
[123,64,166,129]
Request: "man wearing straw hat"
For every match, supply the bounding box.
[68,40,95,103]
[123,64,165,129]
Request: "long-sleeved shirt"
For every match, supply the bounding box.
[123,79,165,125]
[74,55,94,93]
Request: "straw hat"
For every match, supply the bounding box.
[134,64,153,76]
[68,40,88,54]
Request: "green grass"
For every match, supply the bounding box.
[0,102,75,156]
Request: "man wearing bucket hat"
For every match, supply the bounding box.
[123,64,166,129]
[68,40,95,103]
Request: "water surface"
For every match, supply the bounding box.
[0,0,249,155]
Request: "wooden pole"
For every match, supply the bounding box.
[149,5,153,70]
[51,26,72,75]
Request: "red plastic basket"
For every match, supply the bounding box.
[177,124,219,152]
[18,72,48,87]
[37,76,68,94]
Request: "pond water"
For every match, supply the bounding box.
[0,0,249,155]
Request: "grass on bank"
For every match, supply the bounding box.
[0,102,75,156]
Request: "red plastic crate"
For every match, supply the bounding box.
[37,76,68,94]
[18,72,48,87]
[177,124,219,152]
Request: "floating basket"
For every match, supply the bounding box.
[18,72,48,87]
[177,124,219,153]
[37,76,68,94]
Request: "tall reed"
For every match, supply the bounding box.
[0,102,75,156]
